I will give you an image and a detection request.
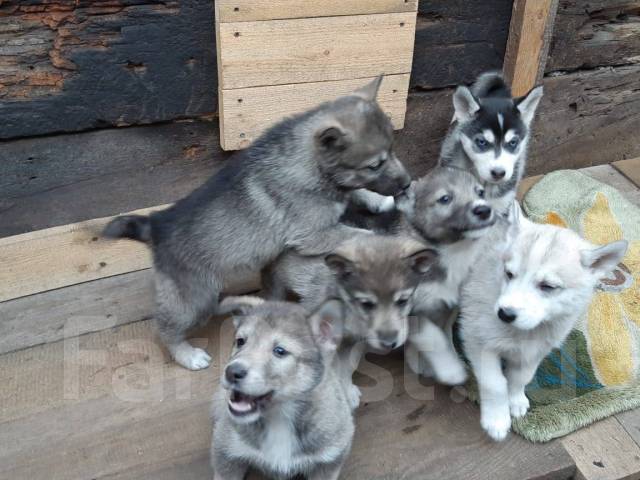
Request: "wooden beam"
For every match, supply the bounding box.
[503,0,559,97]
[216,0,417,23]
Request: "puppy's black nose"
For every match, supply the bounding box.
[225,363,248,383]
[498,307,517,323]
[491,168,506,180]
[400,177,412,192]
[378,330,399,350]
[473,205,492,220]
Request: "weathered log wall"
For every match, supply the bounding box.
[1,0,639,237]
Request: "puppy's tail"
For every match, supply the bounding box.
[103,215,151,243]
[472,71,511,99]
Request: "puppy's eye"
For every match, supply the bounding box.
[367,159,386,171]
[475,137,488,148]
[505,269,514,280]
[539,282,557,292]
[359,299,376,311]
[236,337,246,348]
[477,188,485,198]
[273,346,289,357]
[395,297,409,307]
[507,138,519,148]
[437,195,451,205]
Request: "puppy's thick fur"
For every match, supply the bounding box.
[394,167,497,385]
[211,297,353,480]
[103,78,411,370]
[441,72,543,215]
[460,205,628,441]
[267,234,441,408]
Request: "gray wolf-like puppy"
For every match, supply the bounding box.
[211,296,353,480]
[460,204,627,441]
[102,77,411,370]
[267,234,441,408]
[394,166,498,386]
[440,72,543,215]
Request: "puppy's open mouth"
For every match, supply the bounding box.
[228,390,273,416]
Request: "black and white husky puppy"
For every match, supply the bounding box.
[440,72,543,215]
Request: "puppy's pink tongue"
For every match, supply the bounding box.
[229,399,253,412]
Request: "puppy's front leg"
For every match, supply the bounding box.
[468,347,511,441]
[309,458,346,480]
[505,358,539,418]
[337,340,366,410]
[294,225,371,256]
[408,317,467,385]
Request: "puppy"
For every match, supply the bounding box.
[266,234,441,408]
[394,166,498,386]
[102,77,411,370]
[441,72,543,215]
[211,296,353,480]
[460,204,628,441]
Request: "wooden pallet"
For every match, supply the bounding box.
[214,0,418,150]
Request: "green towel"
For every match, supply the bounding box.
[508,170,640,442]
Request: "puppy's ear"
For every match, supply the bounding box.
[354,75,383,102]
[580,240,628,277]
[406,248,439,274]
[395,180,416,215]
[219,295,264,316]
[308,299,345,351]
[453,86,480,123]
[316,125,348,152]
[325,253,354,279]
[515,85,543,127]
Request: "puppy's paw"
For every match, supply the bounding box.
[346,384,362,410]
[374,196,395,213]
[509,393,530,418]
[434,361,468,386]
[481,409,511,441]
[174,343,212,371]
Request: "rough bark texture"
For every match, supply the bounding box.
[0,0,218,139]
[546,0,640,73]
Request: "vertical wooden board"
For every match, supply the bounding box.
[503,0,558,96]
[217,0,418,22]
[220,74,410,150]
[0,206,168,303]
[218,12,417,89]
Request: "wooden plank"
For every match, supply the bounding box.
[0,319,574,480]
[0,206,164,303]
[0,270,153,356]
[411,0,512,89]
[562,417,640,480]
[217,12,416,89]
[220,74,410,150]
[617,408,640,449]
[216,0,417,22]
[529,64,640,176]
[0,0,218,140]
[503,0,559,97]
[0,119,231,239]
[613,158,640,189]
[546,1,640,74]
